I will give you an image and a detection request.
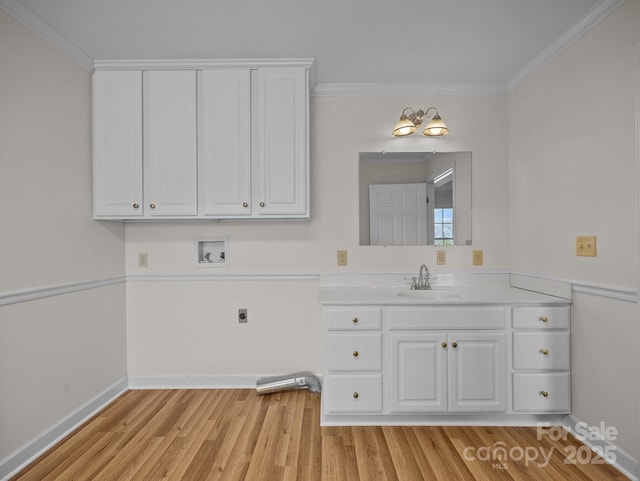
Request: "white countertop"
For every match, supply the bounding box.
[319,285,571,306]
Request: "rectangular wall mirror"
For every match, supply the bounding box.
[359,151,472,246]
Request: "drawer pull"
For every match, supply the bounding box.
[451,342,458,348]
[539,348,549,356]
[242,202,248,208]
[259,202,265,207]
[353,392,359,399]
[539,316,549,323]
[352,351,359,358]
[150,203,156,209]
[132,203,139,209]
[539,390,549,398]
[441,342,447,349]
[352,317,359,324]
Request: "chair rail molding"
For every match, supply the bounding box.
[0,276,126,306]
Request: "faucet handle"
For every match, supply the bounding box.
[410,277,418,290]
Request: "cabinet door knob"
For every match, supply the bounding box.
[150,203,156,209]
[352,351,359,358]
[539,348,549,356]
[352,392,359,399]
[242,202,248,208]
[441,342,447,349]
[352,317,359,324]
[132,203,139,209]
[259,202,265,207]
[539,316,548,323]
[539,390,549,398]
[451,342,458,348]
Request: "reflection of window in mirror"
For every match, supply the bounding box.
[434,208,454,245]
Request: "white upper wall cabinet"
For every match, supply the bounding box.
[143,70,198,217]
[198,69,252,217]
[92,59,312,220]
[253,68,308,217]
[92,70,143,217]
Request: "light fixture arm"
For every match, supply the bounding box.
[401,106,439,127]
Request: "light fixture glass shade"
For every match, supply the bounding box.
[423,114,448,136]
[392,117,417,137]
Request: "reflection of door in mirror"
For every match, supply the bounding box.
[369,183,427,245]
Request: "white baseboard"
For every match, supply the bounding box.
[0,377,128,481]
[564,415,639,480]
[128,374,261,389]
[128,373,323,390]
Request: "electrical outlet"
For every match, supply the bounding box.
[138,252,148,268]
[576,236,597,257]
[337,250,348,266]
[472,250,483,266]
[436,250,446,265]
[238,308,248,323]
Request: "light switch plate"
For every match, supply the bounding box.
[436,250,446,265]
[576,236,597,257]
[337,250,348,266]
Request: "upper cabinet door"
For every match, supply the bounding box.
[93,71,143,217]
[253,68,308,217]
[198,69,251,216]
[143,70,198,216]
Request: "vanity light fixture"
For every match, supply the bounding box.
[392,107,449,137]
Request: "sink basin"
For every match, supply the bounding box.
[397,290,461,300]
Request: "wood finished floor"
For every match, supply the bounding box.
[13,389,625,481]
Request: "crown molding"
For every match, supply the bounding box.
[94,58,315,71]
[311,82,507,97]
[0,0,93,71]
[507,0,625,92]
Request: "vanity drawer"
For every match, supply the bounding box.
[513,332,570,371]
[512,306,570,330]
[386,307,506,330]
[326,333,382,371]
[326,307,381,330]
[323,373,383,413]
[513,373,570,412]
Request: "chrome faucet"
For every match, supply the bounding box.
[410,264,432,290]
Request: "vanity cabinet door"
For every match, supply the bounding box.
[389,332,447,412]
[93,70,143,217]
[448,332,506,412]
[389,331,506,413]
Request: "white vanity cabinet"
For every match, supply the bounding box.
[323,307,383,414]
[389,331,506,413]
[511,306,571,413]
[320,294,571,426]
[92,59,312,220]
[387,307,506,413]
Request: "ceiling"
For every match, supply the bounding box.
[0,0,623,94]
